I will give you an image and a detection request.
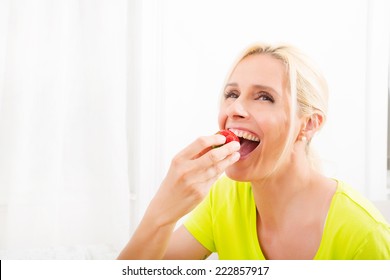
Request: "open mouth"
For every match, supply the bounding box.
[228,128,261,158]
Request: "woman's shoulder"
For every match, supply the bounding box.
[208,175,253,209]
[213,175,250,187]
[317,179,390,259]
[331,179,389,228]
[211,175,252,196]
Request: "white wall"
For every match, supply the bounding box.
[129,0,390,227]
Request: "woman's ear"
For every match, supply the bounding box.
[300,112,324,142]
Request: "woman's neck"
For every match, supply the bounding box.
[251,154,319,230]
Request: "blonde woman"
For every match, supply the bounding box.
[118,43,390,260]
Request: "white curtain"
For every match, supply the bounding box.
[0,0,130,259]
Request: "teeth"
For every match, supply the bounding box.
[229,128,260,142]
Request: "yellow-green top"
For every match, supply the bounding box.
[184,176,390,259]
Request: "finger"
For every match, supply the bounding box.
[176,134,226,160]
[203,151,240,180]
[192,151,241,190]
[176,144,240,190]
[188,142,240,184]
[197,140,240,166]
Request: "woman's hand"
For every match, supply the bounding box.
[145,133,241,227]
[117,133,240,260]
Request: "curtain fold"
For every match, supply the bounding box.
[0,0,130,259]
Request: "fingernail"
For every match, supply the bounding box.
[232,152,240,161]
[231,141,241,150]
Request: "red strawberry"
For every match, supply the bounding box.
[213,129,239,148]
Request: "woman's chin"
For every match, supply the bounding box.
[224,166,249,182]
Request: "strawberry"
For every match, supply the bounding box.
[213,129,239,148]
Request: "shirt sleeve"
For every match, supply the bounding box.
[183,188,216,252]
[352,223,390,259]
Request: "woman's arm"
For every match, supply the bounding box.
[164,225,212,260]
[117,134,240,260]
[116,207,176,260]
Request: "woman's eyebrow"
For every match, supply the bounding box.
[224,82,238,88]
[252,84,280,96]
[225,82,280,96]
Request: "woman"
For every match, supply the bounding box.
[118,43,390,260]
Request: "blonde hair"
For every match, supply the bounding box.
[225,43,328,173]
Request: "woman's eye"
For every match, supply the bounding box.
[256,92,274,103]
[224,91,239,99]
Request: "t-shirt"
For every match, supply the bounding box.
[184,176,390,259]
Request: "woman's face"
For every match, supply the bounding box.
[218,54,300,181]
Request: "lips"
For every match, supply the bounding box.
[228,128,260,158]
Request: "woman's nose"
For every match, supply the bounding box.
[226,98,249,119]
